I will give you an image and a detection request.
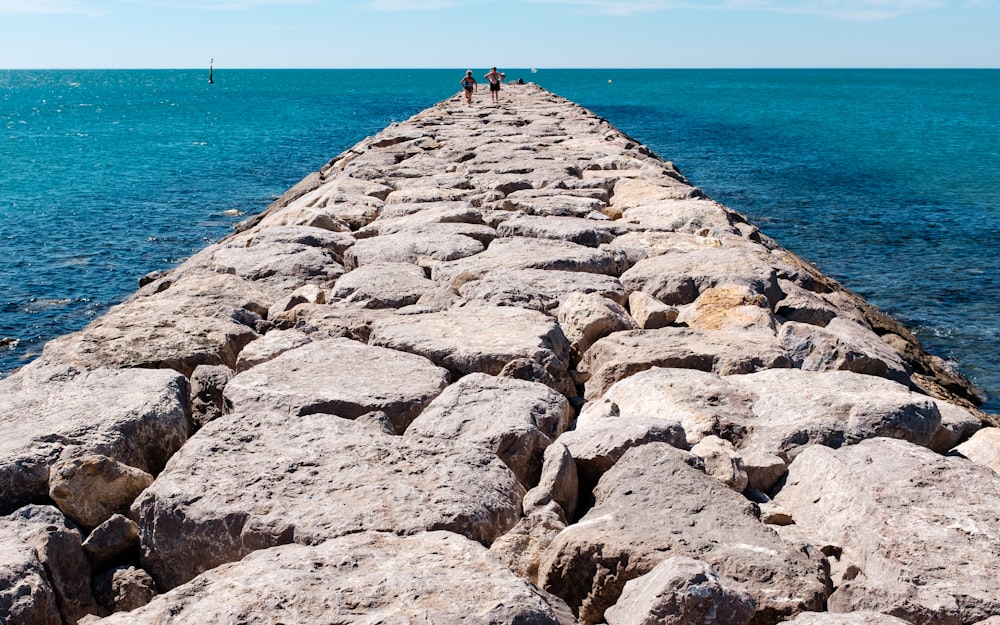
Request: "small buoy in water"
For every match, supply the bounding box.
[608,79,613,85]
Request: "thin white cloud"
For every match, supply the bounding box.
[367,0,458,10]
[523,0,955,20]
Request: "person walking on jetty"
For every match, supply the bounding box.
[484,67,502,103]
[460,70,477,105]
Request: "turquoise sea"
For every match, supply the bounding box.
[2,69,998,412]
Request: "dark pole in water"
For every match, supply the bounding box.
[209,59,214,84]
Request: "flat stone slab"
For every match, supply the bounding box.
[344,231,484,269]
[37,272,263,376]
[132,414,524,590]
[457,268,628,312]
[619,199,744,237]
[432,236,620,283]
[99,531,574,625]
[0,364,190,515]
[538,443,829,625]
[331,261,437,308]
[369,305,575,397]
[772,438,1000,625]
[496,215,629,247]
[405,372,574,487]
[579,327,792,400]
[224,337,450,433]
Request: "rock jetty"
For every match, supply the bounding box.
[2,83,998,625]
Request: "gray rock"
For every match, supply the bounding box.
[457,268,628,313]
[269,301,394,342]
[609,177,699,210]
[344,231,484,269]
[784,612,914,625]
[0,532,62,625]
[331,261,437,308]
[559,292,638,359]
[772,438,1000,625]
[82,514,140,567]
[38,272,262,376]
[628,291,678,329]
[132,414,524,590]
[242,224,357,260]
[501,190,610,217]
[952,426,1000,474]
[927,400,982,453]
[369,304,575,398]
[578,327,791,400]
[497,215,627,247]
[235,328,312,372]
[618,199,743,237]
[100,531,576,625]
[0,505,100,624]
[48,454,154,529]
[538,443,829,625]
[189,364,233,427]
[224,337,449,434]
[491,502,568,585]
[529,441,579,520]
[405,373,573,488]
[603,557,756,625]
[0,364,190,515]
[779,319,910,385]
[432,236,620,283]
[93,566,157,613]
[689,436,749,492]
[362,221,499,246]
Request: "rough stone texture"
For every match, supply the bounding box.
[369,304,575,398]
[331,261,437,308]
[0,505,100,624]
[99,531,576,625]
[93,566,157,613]
[559,292,638,359]
[772,438,1000,625]
[628,290,678,329]
[405,373,573,488]
[578,327,792,400]
[48,454,154,529]
[224,337,450,434]
[528,441,579,520]
[234,328,312,372]
[0,537,63,625]
[953,427,1000,474]
[779,319,910,385]
[538,443,829,625]
[497,214,627,247]
[344,231,484,269]
[618,199,744,237]
[0,364,190,515]
[491,502,568,585]
[132,413,524,590]
[457,268,628,312]
[81,513,140,568]
[681,284,778,332]
[689,435,749,492]
[432,236,620,283]
[188,364,233,427]
[603,557,757,625]
[928,400,983,453]
[37,272,263,376]
[784,613,913,625]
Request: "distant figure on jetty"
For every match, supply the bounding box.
[485,67,501,103]
[460,70,477,105]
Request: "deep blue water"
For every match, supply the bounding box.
[2,69,998,412]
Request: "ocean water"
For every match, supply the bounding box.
[2,69,998,412]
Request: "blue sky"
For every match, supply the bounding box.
[1,0,996,69]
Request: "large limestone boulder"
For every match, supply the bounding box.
[618,199,744,237]
[344,231,484,269]
[779,319,910,385]
[224,337,450,434]
[48,454,154,529]
[952,427,1000,474]
[538,443,829,625]
[405,373,573,487]
[772,438,1000,625]
[99,531,576,625]
[234,328,312,372]
[578,327,791,400]
[603,557,756,625]
[132,414,525,590]
[0,364,190,515]
[0,505,99,624]
[331,261,437,308]
[38,272,263,376]
[558,292,638,358]
[497,214,627,247]
[369,304,575,397]
[457,268,628,312]
[784,613,913,625]
[432,236,620,283]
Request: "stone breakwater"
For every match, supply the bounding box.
[2,83,999,625]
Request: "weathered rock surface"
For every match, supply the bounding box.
[603,556,757,625]
[538,443,829,625]
[99,531,575,625]
[0,531,63,625]
[81,513,140,567]
[772,438,1000,625]
[785,613,913,625]
[457,268,628,312]
[405,372,573,487]
[779,318,910,384]
[369,304,575,397]
[132,413,524,590]
[48,454,154,529]
[330,261,437,308]
[234,327,312,372]
[953,427,1000,474]
[0,364,189,515]
[344,231,485,269]
[497,214,628,247]
[224,337,449,434]
[579,327,792,400]
[559,292,638,358]
[188,363,233,426]
[432,236,620,283]
[93,566,157,613]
